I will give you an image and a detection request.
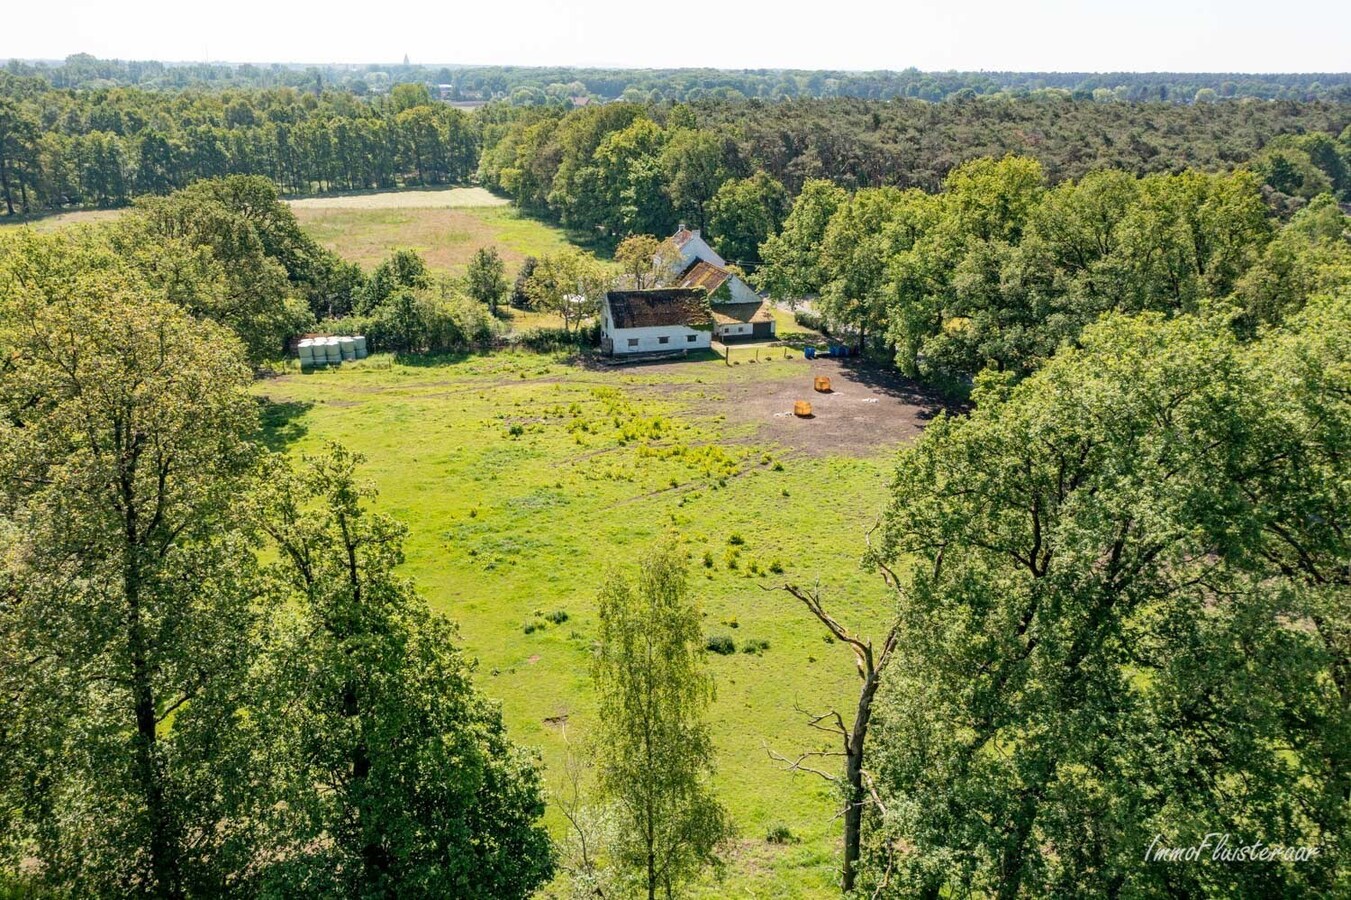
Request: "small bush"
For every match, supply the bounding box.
[706,635,736,655]
[768,559,784,574]
[507,423,525,437]
[728,533,745,546]
[545,609,569,625]
[742,638,771,655]
[702,550,714,568]
[523,622,540,635]
[766,824,798,844]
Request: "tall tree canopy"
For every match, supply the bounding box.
[863,301,1351,898]
[248,446,555,898]
[0,230,263,896]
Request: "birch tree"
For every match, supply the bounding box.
[592,544,732,899]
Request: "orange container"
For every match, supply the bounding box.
[794,400,813,417]
[814,376,832,392]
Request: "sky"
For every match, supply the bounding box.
[6,0,1350,73]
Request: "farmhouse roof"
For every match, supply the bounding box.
[677,258,731,294]
[606,289,714,329]
[711,301,775,326]
[671,226,698,248]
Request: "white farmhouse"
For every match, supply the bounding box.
[600,289,714,355]
[665,225,776,341]
[668,224,727,270]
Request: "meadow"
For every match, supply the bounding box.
[257,349,938,896]
[0,185,575,280]
[291,201,578,276]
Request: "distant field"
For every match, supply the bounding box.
[0,208,124,232]
[256,350,943,897]
[293,205,575,277]
[288,186,508,210]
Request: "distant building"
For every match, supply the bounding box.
[600,289,714,355]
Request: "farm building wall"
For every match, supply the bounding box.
[609,324,711,354]
[724,276,760,304]
[674,231,726,271]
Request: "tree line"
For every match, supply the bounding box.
[0,76,477,214]
[477,98,1351,265]
[10,54,1351,103]
[756,156,1351,384]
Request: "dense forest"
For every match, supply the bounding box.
[4,60,1349,219]
[0,76,476,212]
[477,99,1351,242]
[7,54,1351,102]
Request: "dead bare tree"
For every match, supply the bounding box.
[766,579,900,894]
[553,724,607,891]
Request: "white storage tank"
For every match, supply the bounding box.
[324,337,341,364]
[353,335,368,359]
[339,336,356,361]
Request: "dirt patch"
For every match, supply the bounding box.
[649,357,953,456]
[287,187,508,210]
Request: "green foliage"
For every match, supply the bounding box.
[525,247,611,333]
[110,175,343,362]
[0,232,262,895]
[706,172,790,264]
[0,77,479,215]
[593,544,733,896]
[466,246,509,313]
[706,635,737,655]
[756,179,848,300]
[357,247,431,314]
[863,302,1351,898]
[365,280,498,354]
[249,445,555,897]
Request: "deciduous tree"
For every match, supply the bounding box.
[249,445,555,898]
[592,544,732,900]
[862,304,1350,899]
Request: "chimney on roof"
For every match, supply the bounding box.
[678,223,686,232]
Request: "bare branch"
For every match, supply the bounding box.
[764,742,843,783]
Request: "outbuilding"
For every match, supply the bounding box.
[601,289,714,355]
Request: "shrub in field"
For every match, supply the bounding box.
[705,635,736,655]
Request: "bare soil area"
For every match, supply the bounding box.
[647,356,955,456]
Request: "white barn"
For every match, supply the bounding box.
[600,289,714,355]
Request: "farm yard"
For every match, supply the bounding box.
[257,349,945,897]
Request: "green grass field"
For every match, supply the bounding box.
[292,205,579,278]
[257,350,908,897]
